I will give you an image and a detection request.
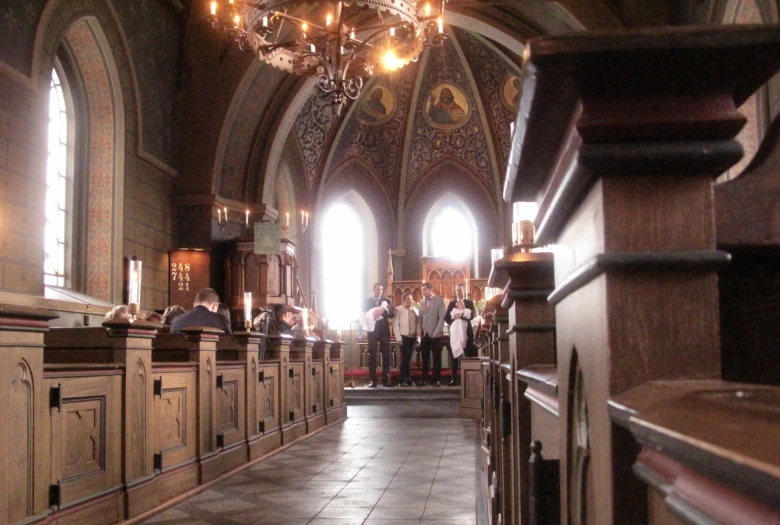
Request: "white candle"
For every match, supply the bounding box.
[210,1,217,15]
[224,207,228,223]
[262,16,268,27]
[217,208,222,223]
[245,209,250,226]
[286,212,289,226]
[243,292,252,325]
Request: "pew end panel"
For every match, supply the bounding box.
[44,367,124,521]
[0,305,59,523]
[458,357,485,420]
[253,361,283,459]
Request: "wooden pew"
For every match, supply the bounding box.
[489,251,557,525]
[479,296,509,525]
[0,318,347,525]
[502,25,780,524]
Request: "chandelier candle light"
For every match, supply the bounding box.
[209,0,447,113]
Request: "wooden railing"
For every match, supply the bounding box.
[0,308,345,525]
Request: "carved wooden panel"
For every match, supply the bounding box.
[329,362,343,408]
[421,257,470,303]
[48,373,122,506]
[8,360,34,521]
[217,366,246,447]
[289,362,305,422]
[154,370,197,469]
[312,362,324,414]
[257,364,279,432]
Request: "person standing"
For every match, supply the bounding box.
[417,281,446,387]
[363,283,395,387]
[171,288,232,334]
[444,284,476,386]
[393,292,419,387]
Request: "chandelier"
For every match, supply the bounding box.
[209,0,446,113]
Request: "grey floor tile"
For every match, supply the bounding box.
[139,405,478,525]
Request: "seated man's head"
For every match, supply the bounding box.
[163,305,185,325]
[194,288,220,312]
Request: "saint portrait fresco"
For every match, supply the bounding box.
[424,82,470,128]
[357,84,394,125]
[502,75,523,117]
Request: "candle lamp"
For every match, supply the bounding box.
[128,256,142,319]
[243,292,253,330]
[512,201,538,251]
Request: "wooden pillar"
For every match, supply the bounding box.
[504,26,780,524]
[177,327,221,483]
[267,333,306,443]
[292,336,316,434]
[308,339,328,432]
[491,252,556,525]
[0,305,57,524]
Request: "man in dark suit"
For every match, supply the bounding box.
[363,282,395,387]
[418,281,446,386]
[171,288,232,334]
[444,283,476,386]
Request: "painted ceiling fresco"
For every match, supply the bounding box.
[292,27,522,207]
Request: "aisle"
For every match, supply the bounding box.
[141,403,478,524]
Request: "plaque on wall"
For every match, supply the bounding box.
[254,222,280,254]
[169,250,210,307]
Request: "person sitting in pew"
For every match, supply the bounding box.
[162,305,185,327]
[170,288,232,334]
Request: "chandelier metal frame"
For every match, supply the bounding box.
[209,0,446,113]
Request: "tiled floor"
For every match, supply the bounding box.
[141,402,478,525]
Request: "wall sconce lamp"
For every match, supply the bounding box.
[244,292,253,331]
[128,256,142,319]
[300,210,310,233]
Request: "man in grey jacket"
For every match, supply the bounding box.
[417,281,446,386]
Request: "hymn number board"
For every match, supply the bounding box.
[169,250,210,307]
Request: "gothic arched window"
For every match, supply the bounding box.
[44,66,74,288]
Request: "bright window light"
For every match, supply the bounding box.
[431,207,472,260]
[322,203,363,328]
[44,68,69,287]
